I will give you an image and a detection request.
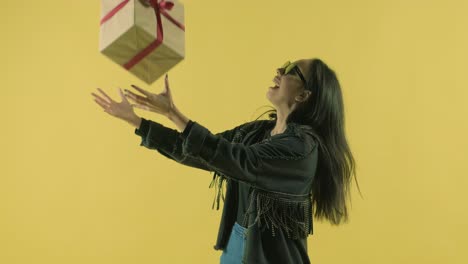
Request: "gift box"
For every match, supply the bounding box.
[99,0,185,84]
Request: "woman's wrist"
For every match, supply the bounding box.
[167,106,190,133]
[126,114,142,128]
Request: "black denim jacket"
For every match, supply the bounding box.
[134,118,320,264]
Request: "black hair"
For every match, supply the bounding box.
[252,58,362,226]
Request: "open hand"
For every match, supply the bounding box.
[124,74,175,117]
[91,87,137,122]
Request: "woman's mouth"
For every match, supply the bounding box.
[270,76,280,89]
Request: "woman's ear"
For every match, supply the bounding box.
[295,90,312,102]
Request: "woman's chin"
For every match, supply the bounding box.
[266,90,277,103]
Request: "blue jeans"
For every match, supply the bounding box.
[220,222,247,264]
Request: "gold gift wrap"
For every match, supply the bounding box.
[99,0,185,84]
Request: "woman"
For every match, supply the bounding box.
[91,58,360,264]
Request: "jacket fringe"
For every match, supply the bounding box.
[208,171,227,210]
[209,171,314,239]
[208,129,244,210]
[244,189,313,239]
[247,189,313,239]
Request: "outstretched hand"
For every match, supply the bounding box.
[92,87,138,123]
[124,74,175,117]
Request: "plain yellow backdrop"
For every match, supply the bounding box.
[1,0,467,263]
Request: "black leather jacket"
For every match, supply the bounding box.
[134,117,319,264]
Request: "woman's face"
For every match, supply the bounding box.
[267,59,312,109]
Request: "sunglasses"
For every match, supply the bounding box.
[279,61,307,87]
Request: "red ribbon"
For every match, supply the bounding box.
[100,0,185,70]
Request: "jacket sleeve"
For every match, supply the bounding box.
[134,117,246,172]
[180,120,317,193]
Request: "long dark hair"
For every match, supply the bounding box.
[251,58,362,226]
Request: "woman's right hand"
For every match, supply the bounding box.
[92,87,138,123]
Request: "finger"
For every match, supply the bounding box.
[164,73,169,88]
[127,95,153,108]
[92,93,111,107]
[130,84,151,96]
[132,102,159,113]
[125,90,150,104]
[94,98,109,110]
[163,74,171,95]
[118,88,128,102]
[97,88,113,104]
[132,103,152,111]
[91,92,109,103]
[124,89,146,100]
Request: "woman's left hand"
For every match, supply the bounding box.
[124,74,175,117]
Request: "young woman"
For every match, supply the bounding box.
[92,58,360,264]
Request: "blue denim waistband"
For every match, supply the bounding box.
[233,222,247,237]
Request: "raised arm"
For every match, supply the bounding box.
[134,117,249,172]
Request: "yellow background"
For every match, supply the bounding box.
[1,0,467,263]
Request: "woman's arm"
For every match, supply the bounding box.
[132,112,249,172]
[166,105,190,133]
[148,107,319,194]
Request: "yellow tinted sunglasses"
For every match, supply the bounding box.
[280,61,307,87]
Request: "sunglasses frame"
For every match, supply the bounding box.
[280,61,307,87]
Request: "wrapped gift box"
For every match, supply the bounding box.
[99,0,185,84]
